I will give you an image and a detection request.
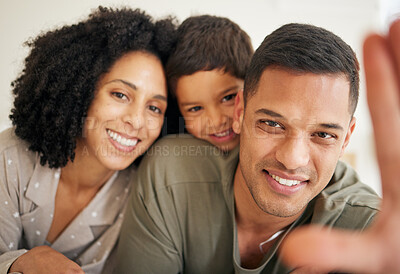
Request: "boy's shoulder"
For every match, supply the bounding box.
[145,134,226,162]
[137,134,239,187]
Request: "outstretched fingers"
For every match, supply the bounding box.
[364,20,400,205]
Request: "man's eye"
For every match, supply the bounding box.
[188,106,202,112]
[112,92,128,100]
[315,132,335,139]
[264,120,282,128]
[222,93,237,102]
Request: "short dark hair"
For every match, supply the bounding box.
[244,23,359,116]
[9,6,177,168]
[166,15,253,96]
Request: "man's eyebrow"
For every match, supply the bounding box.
[319,123,344,131]
[255,108,344,131]
[255,108,284,118]
[106,79,167,102]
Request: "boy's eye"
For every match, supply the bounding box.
[149,105,162,114]
[188,106,203,112]
[221,93,237,102]
[112,92,128,100]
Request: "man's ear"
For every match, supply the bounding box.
[339,117,356,157]
[233,89,245,134]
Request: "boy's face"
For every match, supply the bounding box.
[176,69,243,151]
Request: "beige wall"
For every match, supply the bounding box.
[1,0,399,195]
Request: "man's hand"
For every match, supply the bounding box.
[280,19,400,273]
[9,246,84,274]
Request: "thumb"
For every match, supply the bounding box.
[279,226,381,273]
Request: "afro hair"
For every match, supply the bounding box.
[9,6,177,168]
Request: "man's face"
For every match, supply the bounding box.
[233,67,355,217]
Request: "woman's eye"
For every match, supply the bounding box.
[112,92,128,100]
[149,105,162,114]
[188,106,202,112]
[222,93,237,102]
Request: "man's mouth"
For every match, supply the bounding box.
[107,129,139,147]
[270,173,302,186]
[264,170,308,187]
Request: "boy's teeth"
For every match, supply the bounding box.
[271,174,301,186]
[214,130,229,137]
[107,130,138,147]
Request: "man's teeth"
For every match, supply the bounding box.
[214,130,230,137]
[271,174,301,186]
[107,130,138,147]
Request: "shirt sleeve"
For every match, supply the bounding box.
[0,174,28,274]
[115,156,183,274]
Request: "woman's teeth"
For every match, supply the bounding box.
[107,130,138,147]
[271,174,301,186]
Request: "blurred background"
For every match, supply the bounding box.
[1,0,399,195]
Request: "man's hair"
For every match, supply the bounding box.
[9,6,177,168]
[244,23,359,116]
[166,15,253,96]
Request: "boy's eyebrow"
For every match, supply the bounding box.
[180,101,201,107]
[218,85,242,95]
[105,79,167,102]
[180,85,242,107]
[255,108,344,131]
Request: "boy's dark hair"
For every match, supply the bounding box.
[244,23,359,116]
[9,6,177,168]
[166,15,253,96]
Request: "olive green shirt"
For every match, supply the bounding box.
[116,135,381,274]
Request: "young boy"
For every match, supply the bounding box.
[166,15,253,152]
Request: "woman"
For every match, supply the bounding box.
[0,6,176,273]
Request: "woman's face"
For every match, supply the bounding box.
[79,51,167,171]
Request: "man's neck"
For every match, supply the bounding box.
[233,163,304,268]
[234,163,302,232]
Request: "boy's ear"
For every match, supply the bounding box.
[233,89,244,134]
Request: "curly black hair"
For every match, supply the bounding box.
[9,6,177,168]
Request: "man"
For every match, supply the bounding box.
[116,23,381,273]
